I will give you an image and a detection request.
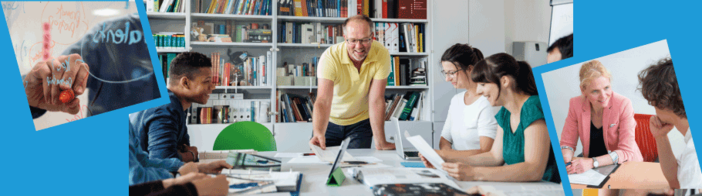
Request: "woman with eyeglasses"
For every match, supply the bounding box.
[419,44,497,168]
[429,53,560,183]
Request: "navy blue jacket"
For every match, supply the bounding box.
[130,90,190,161]
[32,14,160,118]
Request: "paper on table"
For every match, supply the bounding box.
[274,153,303,158]
[354,156,382,163]
[288,156,382,165]
[569,169,608,186]
[309,143,356,162]
[287,156,327,164]
[404,131,447,174]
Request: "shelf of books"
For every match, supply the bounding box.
[389,52,429,56]
[145,0,188,14]
[191,0,274,16]
[191,41,274,47]
[142,0,433,136]
[277,43,334,48]
[277,16,347,22]
[276,86,317,89]
[190,13,274,20]
[372,18,427,23]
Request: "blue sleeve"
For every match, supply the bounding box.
[129,123,183,185]
[129,142,175,185]
[146,117,184,160]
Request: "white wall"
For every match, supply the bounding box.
[504,0,551,56]
[431,0,469,125]
[541,40,685,158]
[468,0,506,55]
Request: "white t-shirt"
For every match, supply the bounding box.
[678,128,702,188]
[440,91,498,150]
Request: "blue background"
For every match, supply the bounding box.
[1,0,701,195]
[534,1,702,195]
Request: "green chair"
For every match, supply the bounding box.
[213,121,277,151]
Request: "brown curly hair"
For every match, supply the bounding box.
[638,58,686,118]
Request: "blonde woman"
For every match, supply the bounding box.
[560,60,643,175]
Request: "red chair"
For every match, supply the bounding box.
[634,114,658,162]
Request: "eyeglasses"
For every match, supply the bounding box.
[441,69,463,79]
[346,38,373,45]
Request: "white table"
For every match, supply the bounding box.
[212,149,565,196]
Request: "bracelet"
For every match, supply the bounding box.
[188,151,197,161]
[561,145,574,152]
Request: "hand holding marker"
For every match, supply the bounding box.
[23,22,89,114]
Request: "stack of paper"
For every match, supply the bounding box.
[225,169,302,193]
[568,169,607,186]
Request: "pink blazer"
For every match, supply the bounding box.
[560,92,643,163]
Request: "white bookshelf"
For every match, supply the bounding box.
[277,43,334,48]
[147,12,188,19]
[190,13,274,20]
[191,41,274,47]
[156,48,189,53]
[145,0,436,149]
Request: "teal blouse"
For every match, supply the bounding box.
[495,95,560,183]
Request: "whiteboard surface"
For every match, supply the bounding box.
[548,3,572,46]
[4,1,139,130]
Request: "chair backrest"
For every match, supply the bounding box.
[633,114,658,162]
[213,121,277,151]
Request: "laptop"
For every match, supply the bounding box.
[392,117,420,160]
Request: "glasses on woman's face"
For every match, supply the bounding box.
[441,69,463,79]
[346,38,373,46]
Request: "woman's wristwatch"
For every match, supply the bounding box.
[592,157,599,168]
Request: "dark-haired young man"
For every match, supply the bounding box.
[639,58,702,189]
[130,52,216,163]
[546,34,573,64]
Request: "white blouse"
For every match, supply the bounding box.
[440,91,498,150]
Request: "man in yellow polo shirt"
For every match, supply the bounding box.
[309,15,395,150]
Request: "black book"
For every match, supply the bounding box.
[400,58,410,85]
[387,0,396,18]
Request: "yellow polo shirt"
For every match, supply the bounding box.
[317,40,391,126]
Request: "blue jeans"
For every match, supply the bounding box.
[324,119,373,149]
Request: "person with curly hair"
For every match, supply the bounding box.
[639,58,702,189]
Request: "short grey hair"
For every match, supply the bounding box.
[342,15,374,36]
